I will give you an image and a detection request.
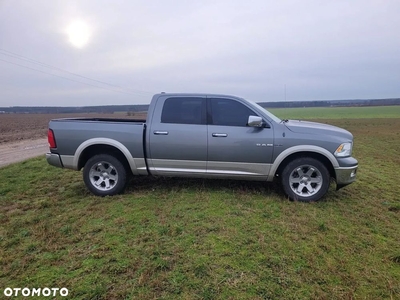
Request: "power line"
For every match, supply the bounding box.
[0,48,152,96]
[0,48,152,95]
[0,58,144,96]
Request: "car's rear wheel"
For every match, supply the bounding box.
[281,157,330,202]
[83,154,127,196]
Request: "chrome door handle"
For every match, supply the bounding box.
[212,133,228,137]
[154,131,169,135]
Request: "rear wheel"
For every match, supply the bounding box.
[83,154,127,196]
[281,157,330,202]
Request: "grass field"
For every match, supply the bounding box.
[1,109,400,299]
[268,105,400,119]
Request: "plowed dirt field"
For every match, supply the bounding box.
[0,113,146,167]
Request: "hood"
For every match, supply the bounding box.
[284,120,353,140]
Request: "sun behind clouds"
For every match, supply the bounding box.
[66,20,91,48]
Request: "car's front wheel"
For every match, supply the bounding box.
[281,157,330,202]
[83,154,127,196]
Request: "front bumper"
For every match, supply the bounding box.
[46,153,63,168]
[334,156,358,190]
[335,165,358,190]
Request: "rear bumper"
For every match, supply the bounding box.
[46,153,63,168]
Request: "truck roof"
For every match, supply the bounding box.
[153,93,244,100]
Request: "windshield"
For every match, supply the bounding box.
[248,100,282,123]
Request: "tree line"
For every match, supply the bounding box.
[1,98,399,113]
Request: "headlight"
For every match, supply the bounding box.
[334,142,352,157]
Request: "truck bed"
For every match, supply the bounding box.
[49,118,146,171]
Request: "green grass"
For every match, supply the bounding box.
[1,116,400,299]
[268,105,400,119]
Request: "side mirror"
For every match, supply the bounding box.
[248,115,263,127]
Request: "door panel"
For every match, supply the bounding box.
[207,125,273,176]
[148,96,207,175]
[207,97,274,177]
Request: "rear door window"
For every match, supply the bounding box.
[161,97,206,125]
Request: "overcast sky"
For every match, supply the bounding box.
[1,0,399,106]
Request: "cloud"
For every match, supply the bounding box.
[0,0,399,106]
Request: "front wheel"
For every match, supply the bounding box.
[281,157,330,202]
[83,154,127,196]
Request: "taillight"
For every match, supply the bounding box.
[48,129,57,148]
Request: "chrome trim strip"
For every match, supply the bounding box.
[149,159,206,175]
[149,159,270,177]
[148,167,206,173]
[207,161,270,177]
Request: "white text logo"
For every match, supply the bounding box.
[3,288,68,297]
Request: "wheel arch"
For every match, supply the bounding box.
[269,146,338,181]
[74,138,138,175]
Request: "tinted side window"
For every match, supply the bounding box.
[161,97,205,124]
[210,98,257,127]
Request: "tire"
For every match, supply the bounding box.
[83,154,127,196]
[281,157,330,202]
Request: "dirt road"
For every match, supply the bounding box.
[0,138,49,168]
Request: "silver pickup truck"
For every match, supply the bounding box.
[46,93,358,202]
